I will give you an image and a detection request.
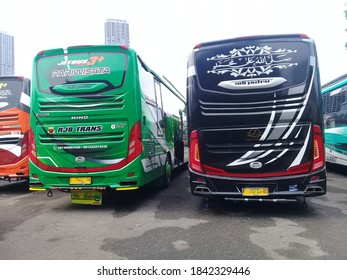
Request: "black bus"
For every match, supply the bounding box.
[187,34,326,202]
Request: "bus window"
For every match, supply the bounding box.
[154,80,164,136]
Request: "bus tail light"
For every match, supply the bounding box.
[127,121,143,163]
[21,131,28,156]
[189,130,204,173]
[311,125,325,171]
[28,128,38,165]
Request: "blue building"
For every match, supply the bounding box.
[0,31,14,76]
[104,19,130,47]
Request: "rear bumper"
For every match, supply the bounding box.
[189,168,326,200]
[0,156,29,180]
[29,158,144,190]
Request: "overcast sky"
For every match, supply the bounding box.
[1,0,347,93]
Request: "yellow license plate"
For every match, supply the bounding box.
[242,187,269,196]
[71,190,102,205]
[69,177,91,185]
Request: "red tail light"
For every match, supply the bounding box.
[28,128,38,165]
[21,131,29,156]
[189,130,204,173]
[127,121,143,163]
[311,125,325,171]
[193,43,202,49]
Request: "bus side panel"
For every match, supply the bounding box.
[140,93,168,186]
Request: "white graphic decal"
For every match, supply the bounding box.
[0,134,23,157]
[51,67,110,77]
[0,102,9,108]
[0,89,12,98]
[0,144,21,157]
[218,77,287,90]
[20,91,30,107]
[207,45,298,78]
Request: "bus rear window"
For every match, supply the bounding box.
[36,52,128,94]
[0,78,23,111]
[195,41,311,93]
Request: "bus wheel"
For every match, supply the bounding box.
[162,156,172,188]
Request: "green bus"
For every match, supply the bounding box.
[322,74,347,166]
[29,45,187,205]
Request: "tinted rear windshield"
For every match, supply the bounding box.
[0,78,23,111]
[195,40,311,93]
[36,52,128,94]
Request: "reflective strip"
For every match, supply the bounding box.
[187,66,196,78]
[20,91,30,107]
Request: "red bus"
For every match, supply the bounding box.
[0,76,30,181]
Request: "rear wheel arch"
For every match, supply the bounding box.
[162,153,172,188]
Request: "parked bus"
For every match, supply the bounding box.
[29,45,187,205]
[187,34,326,203]
[0,76,30,182]
[322,74,347,166]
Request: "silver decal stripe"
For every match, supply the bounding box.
[227,150,274,167]
[265,149,289,165]
[141,154,166,173]
[289,126,311,168]
[266,126,288,141]
[227,108,276,166]
[288,83,306,95]
[86,158,124,164]
[295,126,303,138]
[260,110,276,141]
[37,157,58,167]
[283,68,315,139]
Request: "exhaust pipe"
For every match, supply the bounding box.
[304,186,325,193]
[194,186,212,195]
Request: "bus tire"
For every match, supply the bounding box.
[162,155,172,188]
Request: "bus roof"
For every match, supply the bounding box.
[193,34,311,50]
[35,44,136,57]
[321,73,347,95]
